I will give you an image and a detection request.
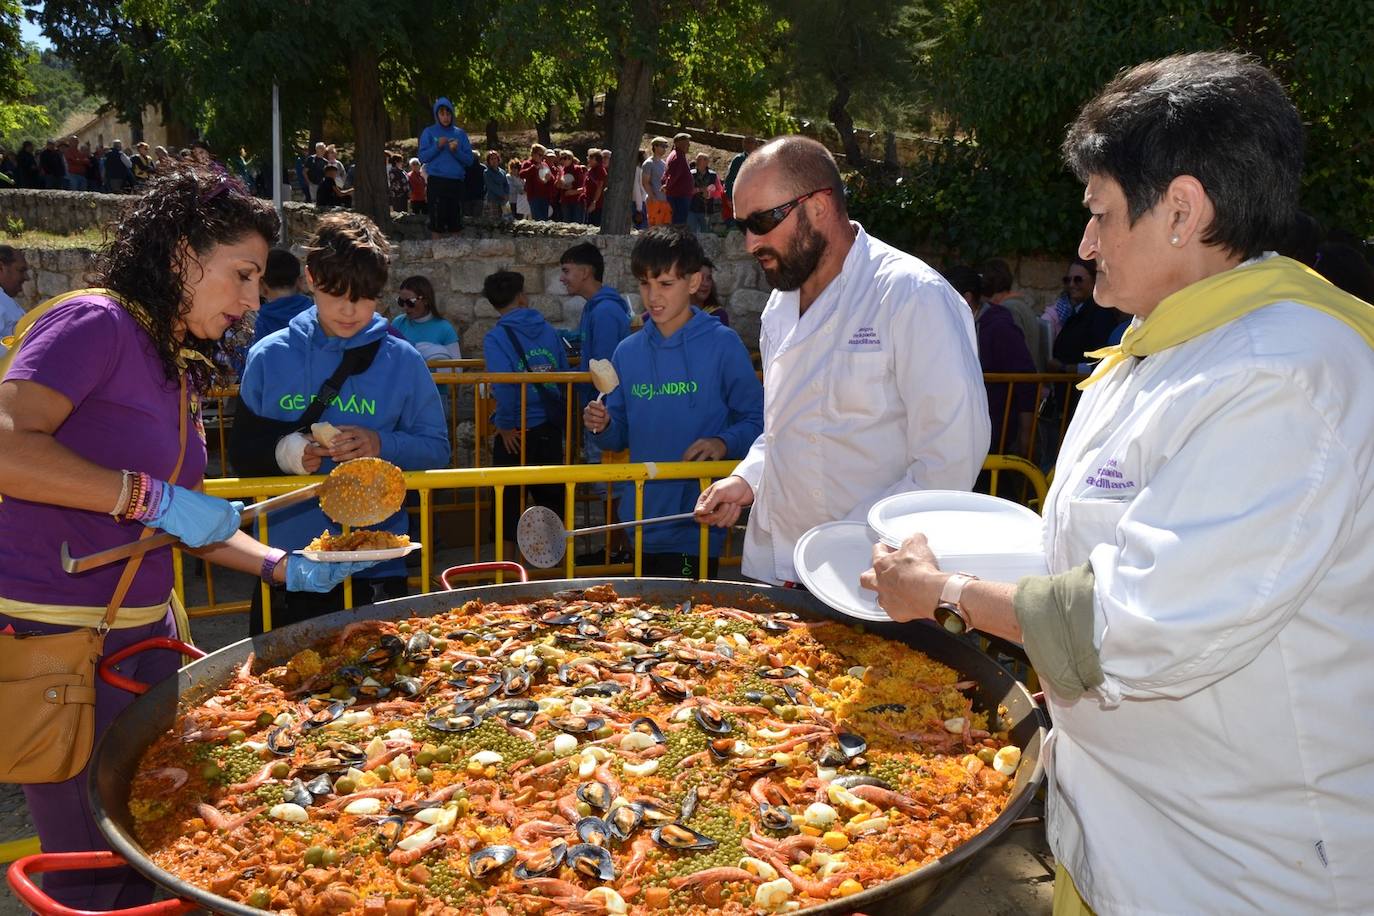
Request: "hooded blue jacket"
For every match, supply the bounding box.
[239,307,450,577]
[591,309,763,555]
[576,284,631,403]
[252,293,314,347]
[483,307,570,429]
[418,97,476,181]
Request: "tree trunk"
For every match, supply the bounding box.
[601,53,655,235]
[603,85,619,149]
[485,119,500,152]
[310,107,326,148]
[536,109,553,147]
[348,47,391,226]
[828,79,864,167]
[414,88,430,139]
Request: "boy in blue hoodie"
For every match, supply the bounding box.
[418,97,476,234]
[232,213,450,633]
[583,227,763,578]
[482,270,571,554]
[251,248,312,346]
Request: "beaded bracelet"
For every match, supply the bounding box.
[133,475,168,523]
[123,472,146,522]
[109,470,133,518]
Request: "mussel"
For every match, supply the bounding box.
[781,684,806,705]
[468,845,517,879]
[391,675,426,698]
[538,610,583,627]
[452,658,485,675]
[758,803,795,833]
[650,672,690,701]
[693,705,732,736]
[576,816,612,846]
[865,703,907,714]
[551,715,605,735]
[757,616,791,633]
[832,774,894,791]
[574,682,624,698]
[506,710,537,727]
[837,732,868,759]
[377,815,406,852]
[352,677,391,700]
[404,630,434,660]
[679,787,699,822]
[652,823,719,852]
[708,738,737,762]
[302,700,347,731]
[567,843,616,882]
[818,744,848,769]
[729,757,781,779]
[500,667,532,697]
[334,665,368,685]
[488,698,538,718]
[759,665,803,680]
[303,774,335,798]
[607,803,643,841]
[359,635,405,668]
[283,779,315,807]
[556,663,579,686]
[629,717,666,744]
[426,702,482,733]
[636,800,678,827]
[577,621,605,639]
[513,840,567,879]
[266,725,297,756]
[743,690,781,707]
[576,780,613,811]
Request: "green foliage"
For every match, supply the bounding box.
[5,216,24,239]
[0,2,47,140]
[1,47,94,148]
[855,0,1374,259]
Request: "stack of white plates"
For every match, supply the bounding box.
[792,491,1048,622]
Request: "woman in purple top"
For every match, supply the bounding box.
[0,168,375,910]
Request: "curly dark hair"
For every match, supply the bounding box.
[89,165,280,391]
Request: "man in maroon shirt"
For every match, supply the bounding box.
[661,132,694,227]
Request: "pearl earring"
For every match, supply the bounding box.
[1170,235,1180,246]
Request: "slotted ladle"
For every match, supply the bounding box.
[517,504,699,568]
[61,458,406,574]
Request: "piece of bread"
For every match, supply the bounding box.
[588,358,619,395]
[310,422,342,446]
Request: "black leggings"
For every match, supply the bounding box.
[428,175,464,232]
[491,422,565,536]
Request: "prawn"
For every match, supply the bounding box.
[196,803,264,832]
[849,784,931,818]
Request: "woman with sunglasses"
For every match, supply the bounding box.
[695,135,989,587]
[390,275,462,363]
[1047,256,1122,373]
[862,52,1374,915]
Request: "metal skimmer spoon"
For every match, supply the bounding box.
[61,458,407,573]
[516,505,700,568]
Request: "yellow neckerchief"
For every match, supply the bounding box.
[0,287,215,379]
[1079,255,1374,389]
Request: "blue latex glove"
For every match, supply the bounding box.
[149,484,243,548]
[285,556,379,593]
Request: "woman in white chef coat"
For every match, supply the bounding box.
[862,51,1374,916]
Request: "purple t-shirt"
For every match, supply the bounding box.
[0,296,208,607]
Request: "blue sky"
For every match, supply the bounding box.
[19,8,52,50]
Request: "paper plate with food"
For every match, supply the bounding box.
[295,529,421,562]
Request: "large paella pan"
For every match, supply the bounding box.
[13,576,1047,916]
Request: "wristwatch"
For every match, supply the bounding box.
[260,548,288,584]
[934,573,978,634]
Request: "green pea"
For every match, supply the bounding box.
[226,729,247,744]
[374,764,392,782]
[416,751,435,767]
[333,776,356,795]
[269,761,290,779]
[434,746,453,764]
[416,767,434,785]
[303,845,326,866]
[247,888,271,909]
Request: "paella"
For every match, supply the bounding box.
[128,585,1020,916]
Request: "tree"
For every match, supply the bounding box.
[0,2,45,140]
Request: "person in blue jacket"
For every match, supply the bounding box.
[481,270,570,555]
[251,248,313,347]
[583,227,763,579]
[233,213,449,633]
[418,97,476,234]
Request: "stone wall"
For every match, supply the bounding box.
[0,188,129,236]
[5,191,1076,353]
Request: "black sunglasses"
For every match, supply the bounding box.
[739,188,831,236]
[398,295,424,306]
[1063,275,1091,285]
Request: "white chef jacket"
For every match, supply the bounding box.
[733,223,989,584]
[0,288,24,356]
[1041,289,1374,913]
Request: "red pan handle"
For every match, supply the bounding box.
[98,638,207,695]
[7,852,198,916]
[440,562,529,589]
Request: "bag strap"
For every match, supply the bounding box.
[298,339,383,431]
[101,372,192,631]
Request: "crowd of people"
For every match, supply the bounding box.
[2,56,1373,916]
[0,136,234,193]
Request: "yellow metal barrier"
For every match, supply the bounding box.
[0,836,41,864]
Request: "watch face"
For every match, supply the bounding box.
[934,603,968,635]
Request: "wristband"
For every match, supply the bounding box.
[110,470,133,518]
[260,548,288,583]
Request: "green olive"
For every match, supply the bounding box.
[374,764,392,782]
[453,798,469,817]
[329,685,351,700]
[416,751,435,767]
[247,888,271,909]
[976,747,996,765]
[200,762,222,781]
[439,661,454,673]
[303,845,326,866]
[594,725,614,740]
[475,645,490,657]
[269,761,290,779]
[433,640,448,653]
[416,767,434,785]
[692,684,707,696]
[256,711,275,728]
[398,622,412,633]
[322,848,341,866]
[779,705,799,722]
[333,776,356,795]
[226,729,247,744]
[434,746,453,764]
[760,695,778,710]
[531,749,554,766]
[462,632,478,644]
[576,801,592,817]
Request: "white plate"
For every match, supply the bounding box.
[295,542,422,563]
[868,490,1048,581]
[793,521,892,622]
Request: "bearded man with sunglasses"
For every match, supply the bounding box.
[695,136,989,586]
